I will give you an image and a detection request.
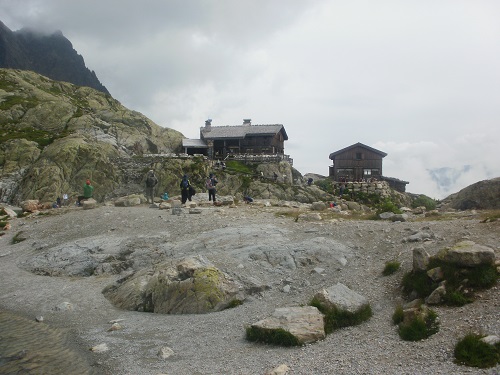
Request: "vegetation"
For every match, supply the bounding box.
[402,258,498,306]
[375,198,402,215]
[314,179,333,194]
[382,261,401,276]
[454,333,500,368]
[479,209,500,223]
[411,194,438,210]
[392,305,405,325]
[225,299,243,309]
[310,297,372,334]
[11,231,27,244]
[246,326,301,346]
[398,308,439,341]
[0,125,71,148]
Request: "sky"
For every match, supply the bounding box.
[1,0,499,199]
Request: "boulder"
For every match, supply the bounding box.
[312,283,368,314]
[82,198,97,209]
[311,201,326,211]
[249,306,325,345]
[20,199,40,212]
[114,194,144,207]
[412,247,430,272]
[438,240,495,267]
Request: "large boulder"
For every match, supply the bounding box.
[437,240,495,267]
[249,306,325,345]
[103,256,243,314]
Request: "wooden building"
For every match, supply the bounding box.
[329,142,387,181]
[183,119,288,160]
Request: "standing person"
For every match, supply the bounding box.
[205,173,218,203]
[77,179,94,206]
[180,175,191,204]
[145,170,158,204]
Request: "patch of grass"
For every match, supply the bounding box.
[443,291,473,306]
[454,333,500,368]
[467,264,498,288]
[245,326,301,346]
[478,209,500,223]
[392,305,404,325]
[310,297,372,334]
[402,270,438,298]
[382,261,401,276]
[225,160,256,175]
[398,309,439,341]
[0,221,8,228]
[11,231,27,244]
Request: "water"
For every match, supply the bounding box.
[0,310,95,375]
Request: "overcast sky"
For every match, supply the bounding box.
[2,0,499,198]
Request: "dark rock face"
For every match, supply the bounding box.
[441,177,500,210]
[0,21,109,95]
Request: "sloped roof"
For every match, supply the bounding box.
[201,124,288,140]
[182,139,208,148]
[329,142,387,159]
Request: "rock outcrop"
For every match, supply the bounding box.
[440,177,500,210]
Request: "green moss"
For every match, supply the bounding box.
[454,333,500,368]
[246,326,301,346]
[225,299,243,309]
[443,291,473,306]
[398,309,439,341]
[383,261,401,276]
[392,305,404,325]
[310,297,372,334]
[192,267,225,309]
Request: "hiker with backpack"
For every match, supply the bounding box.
[180,174,192,204]
[145,170,158,204]
[206,173,218,203]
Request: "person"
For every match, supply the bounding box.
[205,173,218,203]
[180,175,192,204]
[77,179,94,206]
[273,172,278,182]
[339,182,345,198]
[145,170,158,204]
[307,177,313,186]
[62,193,69,206]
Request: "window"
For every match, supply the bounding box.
[364,169,372,175]
[355,152,363,160]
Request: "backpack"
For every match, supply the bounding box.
[146,175,157,188]
[205,178,213,189]
[181,179,189,189]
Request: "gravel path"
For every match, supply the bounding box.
[0,203,499,375]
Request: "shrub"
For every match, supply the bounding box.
[310,297,372,334]
[454,333,500,368]
[383,261,400,276]
[412,195,437,210]
[376,198,402,215]
[11,231,27,244]
[398,309,439,341]
[245,326,301,346]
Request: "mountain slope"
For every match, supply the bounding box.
[0,68,183,204]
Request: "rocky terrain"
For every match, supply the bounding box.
[0,196,498,375]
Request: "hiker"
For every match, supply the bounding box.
[145,170,158,204]
[180,175,192,204]
[307,177,313,186]
[77,179,94,206]
[206,173,218,203]
[243,195,253,204]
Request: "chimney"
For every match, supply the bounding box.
[243,119,251,125]
[205,119,212,131]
